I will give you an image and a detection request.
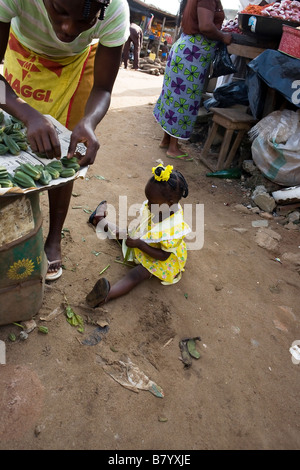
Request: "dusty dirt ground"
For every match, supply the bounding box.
[0,68,300,451]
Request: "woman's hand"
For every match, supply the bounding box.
[67,117,100,166]
[222,32,232,45]
[25,110,61,159]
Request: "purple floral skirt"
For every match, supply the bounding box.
[153,33,217,140]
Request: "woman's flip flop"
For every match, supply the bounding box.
[166,153,193,162]
[86,278,110,308]
[46,259,63,281]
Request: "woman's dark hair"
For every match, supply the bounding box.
[83,0,111,20]
[152,166,189,199]
[176,0,188,27]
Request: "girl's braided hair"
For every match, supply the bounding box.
[152,165,189,199]
[83,0,111,20]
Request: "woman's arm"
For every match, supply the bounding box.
[126,237,171,262]
[67,43,123,165]
[197,7,232,45]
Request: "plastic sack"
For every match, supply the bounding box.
[250,110,300,186]
[203,80,249,110]
[209,43,237,78]
[247,50,300,108]
[247,50,300,119]
[245,68,266,120]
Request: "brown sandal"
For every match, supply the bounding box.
[88,200,107,226]
[86,278,110,308]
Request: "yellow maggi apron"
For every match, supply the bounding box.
[3,30,96,130]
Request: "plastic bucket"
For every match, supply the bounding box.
[0,192,47,325]
[278,25,300,59]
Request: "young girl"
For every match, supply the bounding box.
[86,164,191,307]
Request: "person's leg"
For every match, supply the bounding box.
[97,219,126,240]
[89,201,126,239]
[45,46,96,277]
[167,136,183,156]
[86,265,151,307]
[107,264,151,300]
[159,132,183,151]
[166,136,192,161]
[132,35,139,70]
[159,130,170,148]
[122,38,131,69]
[44,180,74,274]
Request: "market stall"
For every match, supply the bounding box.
[126,0,177,59]
[200,1,300,178]
[224,1,300,68]
[0,111,88,325]
[210,1,300,117]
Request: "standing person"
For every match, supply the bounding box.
[153,0,232,161]
[161,40,169,62]
[86,164,191,306]
[0,0,130,280]
[122,22,143,70]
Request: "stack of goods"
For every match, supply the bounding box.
[138,57,166,76]
[222,17,243,34]
[241,0,300,22]
[0,110,82,190]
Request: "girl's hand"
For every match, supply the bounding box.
[126,236,143,249]
[25,113,61,159]
[67,117,100,167]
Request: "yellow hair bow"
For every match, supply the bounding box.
[152,164,173,182]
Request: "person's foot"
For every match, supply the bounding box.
[44,241,62,281]
[166,152,193,162]
[46,260,62,281]
[89,200,107,226]
[159,138,170,149]
[86,278,110,308]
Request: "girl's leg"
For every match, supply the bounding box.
[107,264,151,301]
[86,265,151,307]
[90,201,126,239]
[96,219,127,240]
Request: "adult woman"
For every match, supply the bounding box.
[0,0,129,279]
[153,0,232,161]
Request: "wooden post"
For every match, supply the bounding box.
[156,16,166,58]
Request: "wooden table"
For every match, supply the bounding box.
[228,43,265,60]
[228,42,291,118]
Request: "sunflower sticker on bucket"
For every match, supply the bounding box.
[7,258,35,280]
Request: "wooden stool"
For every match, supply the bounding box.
[199,107,257,171]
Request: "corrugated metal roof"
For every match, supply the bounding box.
[127,0,177,25]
